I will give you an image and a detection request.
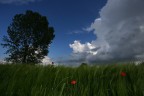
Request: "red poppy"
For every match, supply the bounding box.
[71,80,77,85]
[120,72,126,76]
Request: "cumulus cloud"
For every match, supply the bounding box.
[41,56,52,65]
[70,0,144,64]
[0,0,40,4]
[69,40,98,55]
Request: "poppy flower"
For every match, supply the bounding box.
[71,80,77,85]
[120,72,126,77]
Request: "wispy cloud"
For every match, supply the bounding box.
[67,30,85,35]
[0,0,41,4]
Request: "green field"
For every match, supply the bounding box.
[0,63,144,96]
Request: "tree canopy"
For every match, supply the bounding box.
[1,10,55,64]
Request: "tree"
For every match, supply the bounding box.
[1,10,55,64]
[79,63,88,67]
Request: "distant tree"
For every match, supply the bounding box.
[1,10,55,64]
[80,63,88,67]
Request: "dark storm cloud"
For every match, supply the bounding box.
[69,0,144,64]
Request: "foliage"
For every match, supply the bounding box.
[1,10,55,64]
[0,64,143,96]
[80,63,88,66]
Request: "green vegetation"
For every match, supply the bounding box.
[1,10,55,64]
[0,63,144,96]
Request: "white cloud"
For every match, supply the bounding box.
[0,56,54,65]
[41,56,52,65]
[67,30,84,34]
[0,0,40,4]
[69,0,144,64]
[84,18,102,32]
[0,59,7,64]
[69,40,98,55]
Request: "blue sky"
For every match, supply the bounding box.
[0,0,107,62]
[1,0,144,65]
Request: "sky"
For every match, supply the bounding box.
[0,0,144,66]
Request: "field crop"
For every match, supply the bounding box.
[0,63,144,96]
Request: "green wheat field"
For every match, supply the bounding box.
[0,63,144,96]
